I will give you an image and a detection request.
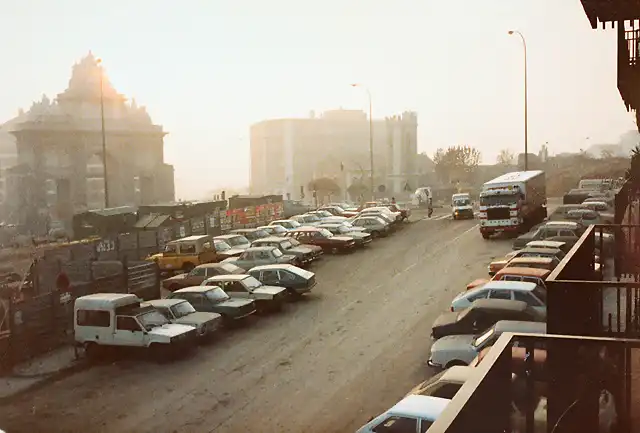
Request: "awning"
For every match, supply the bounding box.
[134,214,170,229]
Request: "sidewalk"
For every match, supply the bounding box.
[0,345,83,401]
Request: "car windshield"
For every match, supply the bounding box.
[242,276,262,289]
[336,226,350,234]
[533,286,547,304]
[255,230,269,237]
[305,215,321,222]
[272,226,286,233]
[342,221,354,228]
[205,287,230,303]
[137,310,170,330]
[453,198,471,206]
[472,327,495,348]
[227,236,249,246]
[280,240,293,250]
[316,211,332,217]
[272,249,283,258]
[480,194,519,206]
[214,240,231,252]
[319,228,333,237]
[170,301,196,318]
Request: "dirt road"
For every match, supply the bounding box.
[0,212,516,433]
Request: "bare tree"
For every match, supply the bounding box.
[433,145,481,184]
[497,149,516,166]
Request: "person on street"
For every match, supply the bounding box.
[391,197,396,204]
[428,197,433,218]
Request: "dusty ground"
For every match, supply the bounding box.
[0,211,515,433]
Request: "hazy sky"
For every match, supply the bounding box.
[1,0,635,199]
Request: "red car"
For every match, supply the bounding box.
[284,227,357,254]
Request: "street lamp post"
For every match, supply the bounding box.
[508,30,528,171]
[351,84,374,201]
[96,58,109,208]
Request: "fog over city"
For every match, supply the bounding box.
[1,0,636,201]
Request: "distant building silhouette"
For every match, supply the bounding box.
[250,109,419,198]
[3,52,174,233]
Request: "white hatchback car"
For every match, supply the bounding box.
[356,395,449,433]
[450,280,547,314]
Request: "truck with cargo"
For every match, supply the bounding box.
[478,171,546,239]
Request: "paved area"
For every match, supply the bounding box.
[0,211,516,433]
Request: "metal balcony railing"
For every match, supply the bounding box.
[428,332,640,433]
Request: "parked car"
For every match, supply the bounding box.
[213,239,245,260]
[356,395,450,433]
[75,293,196,359]
[548,204,589,221]
[318,205,346,216]
[582,202,615,224]
[161,262,245,292]
[230,228,270,243]
[257,225,288,237]
[319,215,349,224]
[268,219,302,230]
[524,240,570,254]
[147,235,220,273]
[468,267,554,292]
[357,209,397,225]
[201,274,287,312]
[431,299,545,339]
[214,234,251,252]
[222,246,297,269]
[306,210,334,219]
[167,286,257,322]
[284,227,357,253]
[502,256,560,272]
[427,320,547,369]
[405,366,471,399]
[451,280,547,314]
[491,267,551,289]
[565,209,604,226]
[290,214,322,227]
[248,264,316,297]
[142,299,222,340]
[350,216,390,237]
[512,221,584,250]
[251,236,321,266]
[317,223,372,247]
[488,247,565,276]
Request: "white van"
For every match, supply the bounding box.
[74,293,197,359]
[451,193,473,220]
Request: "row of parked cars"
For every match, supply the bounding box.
[73,200,410,361]
[355,194,620,432]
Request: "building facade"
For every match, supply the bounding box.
[249,109,418,200]
[4,52,175,233]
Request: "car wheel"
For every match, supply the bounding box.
[331,247,339,254]
[370,231,380,238]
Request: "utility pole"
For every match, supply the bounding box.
[96,58,109,208]
[509,30,528,171]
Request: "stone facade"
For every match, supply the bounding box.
[5,52,174,233]
[250,109,419,199]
